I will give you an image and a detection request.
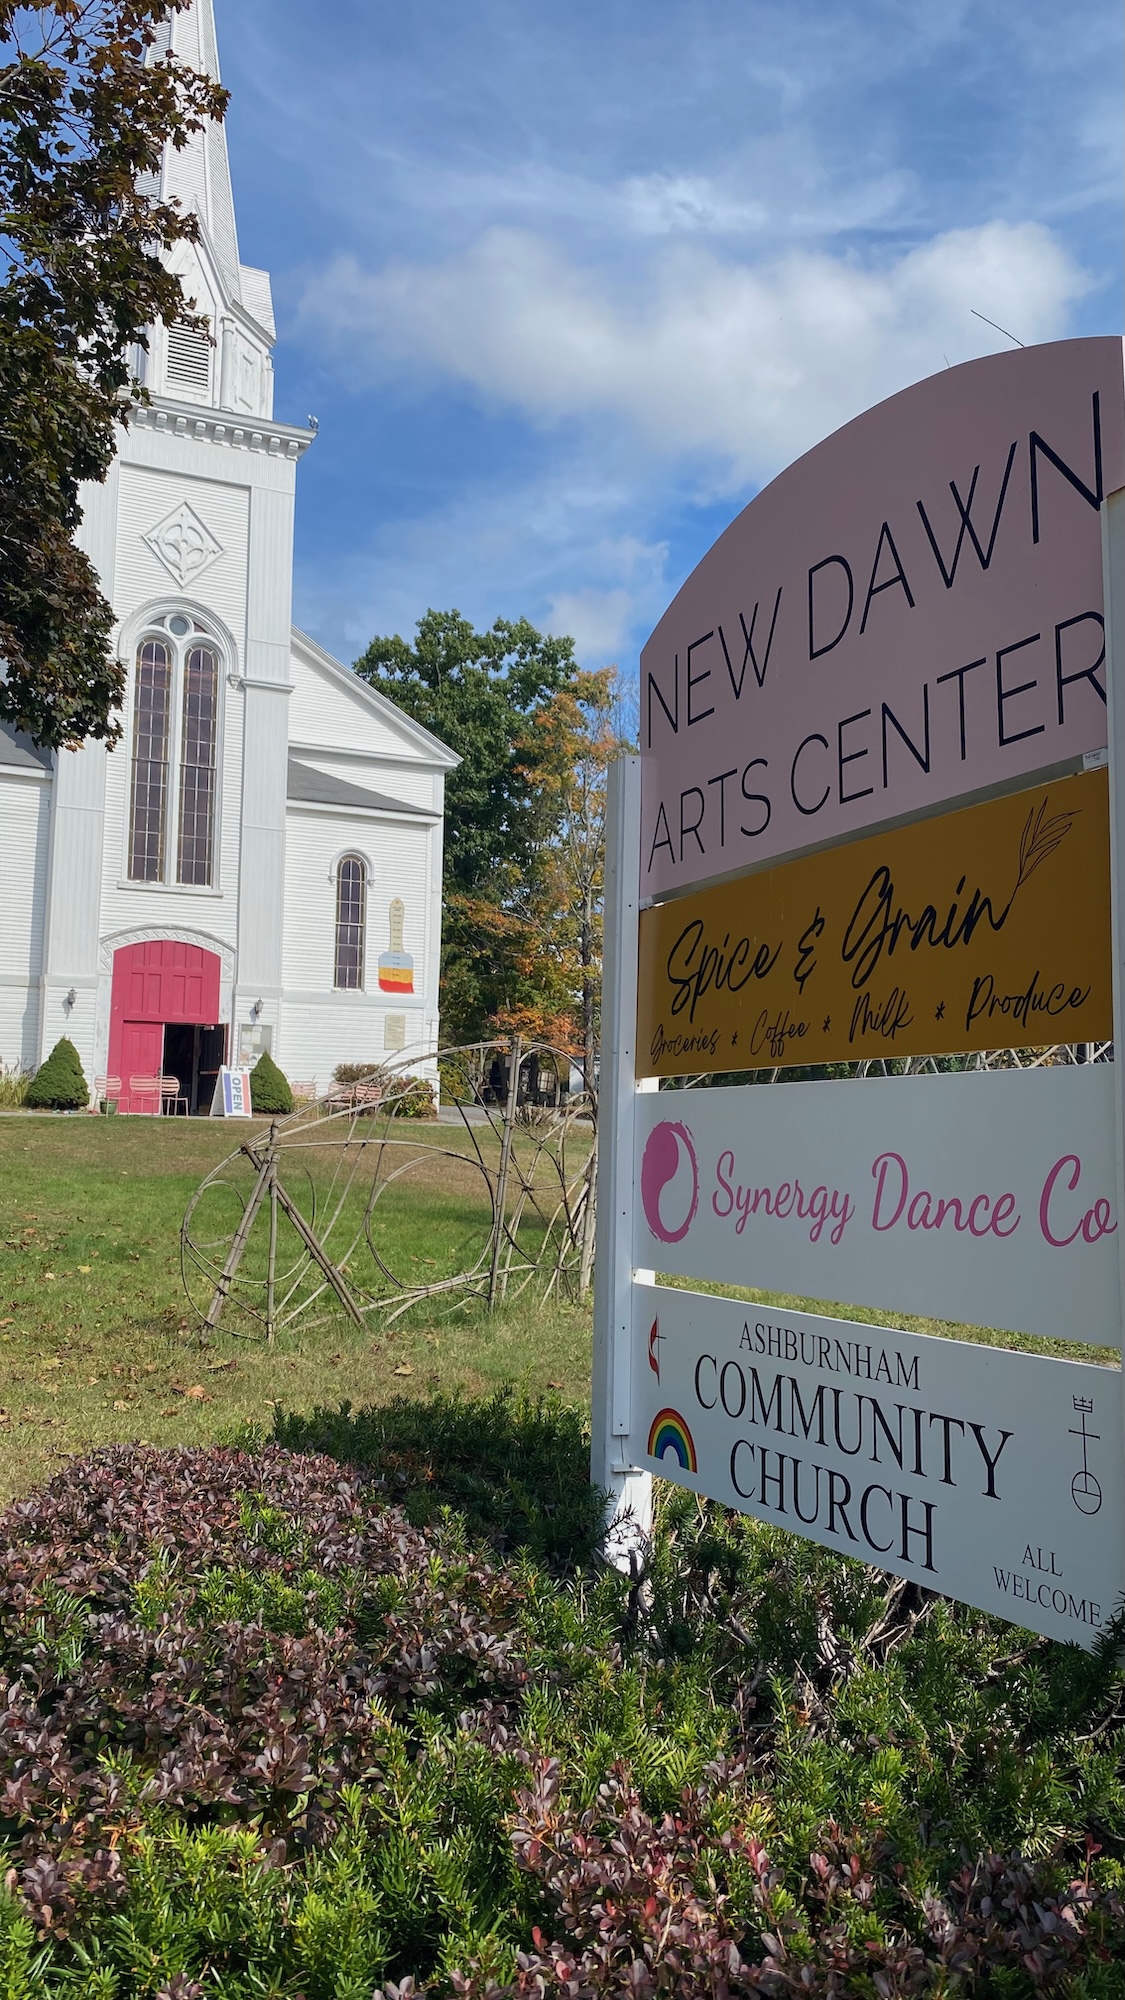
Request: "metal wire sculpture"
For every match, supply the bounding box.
[180,1038,596,1341]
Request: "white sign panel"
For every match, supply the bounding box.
[637,1284,1124,1646]
[210,1067,253,1118]
[634,1064,1118,1345]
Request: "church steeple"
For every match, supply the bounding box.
[162,0,241,298]
[144,0,276,417]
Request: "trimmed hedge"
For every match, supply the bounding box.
[26,1037,87,1110]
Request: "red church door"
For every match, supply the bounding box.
[109,942,223,1114]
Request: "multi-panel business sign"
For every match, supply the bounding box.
[592,338,1125,1648]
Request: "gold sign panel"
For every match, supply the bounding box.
[637,769,1110,1078]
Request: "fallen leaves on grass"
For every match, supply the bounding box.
[392,1363,414,1377]
[169,1384,214,1403]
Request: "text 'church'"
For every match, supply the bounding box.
[0,0,455,1111]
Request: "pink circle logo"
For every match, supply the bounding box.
[640,1121,699,1244]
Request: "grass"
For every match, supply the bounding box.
[0,1113,591,1503]
[0,1111,1115,1508]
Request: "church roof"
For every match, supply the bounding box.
[0,722,51,772]
[287,757,439,819]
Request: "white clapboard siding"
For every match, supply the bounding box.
[278,1002,436,1089]
[113,464,251,652]
[0,775,51,1066]
[288,655,434,762]
[282,811,434,992]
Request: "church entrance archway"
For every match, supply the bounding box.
[108,941,225,1114]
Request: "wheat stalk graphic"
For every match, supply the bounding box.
[1014,794,1078,897]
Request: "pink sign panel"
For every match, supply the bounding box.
[640,338,1125,895]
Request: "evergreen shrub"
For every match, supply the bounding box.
[25,1037,87,1110]
[249,1049,293,1115]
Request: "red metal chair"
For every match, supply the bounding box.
[91,1073,121,1113]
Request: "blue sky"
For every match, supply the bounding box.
[215,0,1123,673]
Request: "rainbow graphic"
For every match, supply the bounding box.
[647,1407,698,1473]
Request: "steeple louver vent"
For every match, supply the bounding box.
[166,323,212,395]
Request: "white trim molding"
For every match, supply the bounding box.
[129,398,315,460]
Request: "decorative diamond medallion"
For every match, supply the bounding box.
[143,501,223,587]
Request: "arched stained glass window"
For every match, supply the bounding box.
[335,856,366,989]
[128,640,172,880]
[127,616,224,887]
[177,644,218,884]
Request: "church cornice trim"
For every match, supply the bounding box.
[128,398,315,459]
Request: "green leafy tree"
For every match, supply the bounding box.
[355,611,580,902]
[0,0,227,748]
[27,1035,88,1108]
[249,1051,293,1116]
[355,610,583,1044]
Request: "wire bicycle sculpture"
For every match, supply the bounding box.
[180,1038,596,1342]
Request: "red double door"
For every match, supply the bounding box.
[108,941,223,1114]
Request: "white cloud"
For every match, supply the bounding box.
[293,465,672,673]
[543,588,636,660]
[301,219,1088,489]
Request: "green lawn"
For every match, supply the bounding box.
[0,1111,1115,1506]
[0,1112,592,1502]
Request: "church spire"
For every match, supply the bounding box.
[144,1,276,413]
[159,0,242,300]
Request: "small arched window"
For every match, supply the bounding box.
[127,615,221,886]
[335,855,367,989]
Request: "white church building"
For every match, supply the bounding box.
[0,0,455,1114]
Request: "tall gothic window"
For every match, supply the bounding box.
[128,614,222,886]
[335,856,366,989]
[127,640,172,880]
[177,644,219,884]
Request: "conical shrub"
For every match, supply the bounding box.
[27,1038,88,1110]
[249,1050,293,1116]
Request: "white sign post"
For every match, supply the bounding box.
[592,341,1125,1644]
